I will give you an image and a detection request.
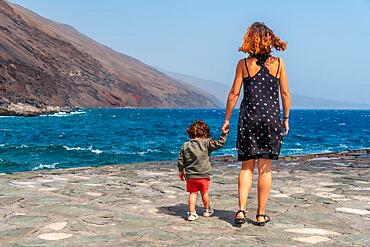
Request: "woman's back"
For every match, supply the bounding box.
[242,56,280,79]
[237,54,283,160]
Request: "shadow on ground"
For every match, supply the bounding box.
[157,203,256,227]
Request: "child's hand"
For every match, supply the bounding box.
[178,172,185,181]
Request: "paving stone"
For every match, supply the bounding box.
[0,228,37,244]
[285,227,340,235]
[292,235,331,244]
[6,215,49,227]
[45,222,67,231]
[335,207,370,215]
[0,151,368,246]
[38,233,73,240]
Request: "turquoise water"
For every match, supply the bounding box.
[0,109,369,173]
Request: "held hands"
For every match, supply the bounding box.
[222,120,230,135]
[178,171,185,181]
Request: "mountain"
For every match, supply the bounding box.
[0,0,220,111]
[159,68,370,109]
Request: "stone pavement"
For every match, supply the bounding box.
[0,150,369,246]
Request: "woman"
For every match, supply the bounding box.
[222,22,291,226]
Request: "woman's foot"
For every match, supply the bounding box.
[187,211,199,221]
[255,214,270,226]
[235,210,247,224]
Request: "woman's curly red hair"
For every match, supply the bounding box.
[187,120,210,139]
[239,22,287,55]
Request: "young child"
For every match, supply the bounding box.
[177,120,229,221]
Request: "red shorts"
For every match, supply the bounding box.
[186,178,210,193]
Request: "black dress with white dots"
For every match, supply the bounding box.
[237,54,284,161]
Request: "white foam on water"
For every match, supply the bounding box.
[138,149,160,155]
[63,146,84,151]
[32,163,58,171]
[44,111,86,117]
[88,146,103,154]
[15,144,29,149]
[339,144,349,149]
[45,112,69,117]
[70,111,86,115]
[62,145,103,154]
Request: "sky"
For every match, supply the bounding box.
[9,0,370,104]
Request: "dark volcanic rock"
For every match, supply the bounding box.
[0,0,221,113]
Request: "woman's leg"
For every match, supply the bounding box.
[236,160,255,218]
[256,158,272,221]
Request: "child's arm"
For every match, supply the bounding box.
[208,132,228,152]
[177,145,185,181]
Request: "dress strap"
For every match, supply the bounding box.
[275,58,281,77]
[244,58,250,77]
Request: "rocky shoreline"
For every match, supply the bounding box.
[0,102,72,117]
[0,149,369,246]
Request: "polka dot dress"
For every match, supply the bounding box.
[237,55,284,161]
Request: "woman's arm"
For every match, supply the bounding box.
[222,60,244,133]
[279,59,291,135]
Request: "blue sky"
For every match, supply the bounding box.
[9,0,370,103]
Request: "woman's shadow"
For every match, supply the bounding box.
[157,203,254,227]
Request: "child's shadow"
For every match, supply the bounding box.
[157,203,254,227]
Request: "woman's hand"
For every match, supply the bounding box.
[283,119,289,135]
[222,120,230,135]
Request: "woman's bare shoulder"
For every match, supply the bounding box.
[269,55,281,62]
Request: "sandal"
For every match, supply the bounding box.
[255,214,270,226]
[235,210,247,224]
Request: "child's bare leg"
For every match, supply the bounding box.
[188,192,198,212]
[200,191,210,209]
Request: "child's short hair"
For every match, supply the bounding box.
[187,120,210,139]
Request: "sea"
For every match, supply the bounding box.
[0,109,369,173]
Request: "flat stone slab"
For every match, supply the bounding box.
[38,233,73,240]
[86,192,102,197]
[293,235,332,244]
[0,150,368,246]
[6,215,49,227]
[335,207,370,215]
[46,222,67,231]
[285,227,340,235]
[0,227,36,244]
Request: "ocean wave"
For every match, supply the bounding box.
[286,148,304,151]
[339,144,348,149]
[70,111,86,115]
[62,145,103,154]
[42,110,86,117]
[32,163,59,171]
[15,144,29,149]
[138,149,160,155]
